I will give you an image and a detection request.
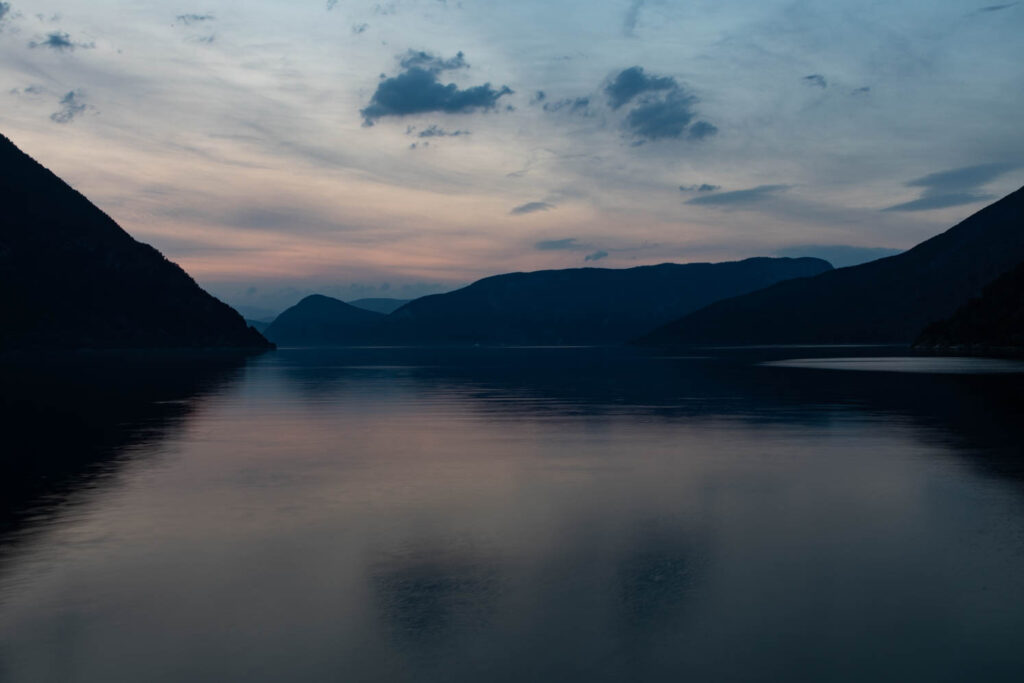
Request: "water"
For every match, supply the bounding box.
[2,347,1023,682]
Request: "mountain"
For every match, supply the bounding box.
[914,260,1024,352]
[0,133,271,350]
[348,298,412,315]
[375,257,832,345]
[639,187,1024,347]
[245,319,271,334]
[263,294,384,346]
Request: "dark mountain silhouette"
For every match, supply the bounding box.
[348,297,412,314]
[0,132,271,350]
[375,257,832,345]
[264,294,384,345]
[914,260,1024,352]
[639,187,1024,346]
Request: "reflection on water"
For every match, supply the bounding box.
[765,356,1024,374]
[1,346,1023,682]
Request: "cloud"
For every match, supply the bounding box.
[605,66,676,109]
[803,74,827,88]
[883,162,1019,211]
[29,31,95,51]
[624,90,699,141]
[687,120,718,140]
[513,202,555,216]
[326,0,338,9]
[978,3,1017,12]
[534,238,578,250]
[0,2,10,25]
[176,13,214,25]
[542,96,590,114]
[50,90,86,124]
[602,66,717,142]
[685,184,790,206]
[773,245,903,268]
[415,124,469,138]
[361,54,512,125]
[398,50,467,73]
[623,0,645,35]
[10,84,44,96]
[584,250,609,262]
[352,23,368,34]
[679,183,720,193]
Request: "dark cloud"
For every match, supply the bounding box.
[513,202,555,216]
[176,13,214,25]
[852,86,871,95]
[803,74,827,88]
[601,66,717,142]
[584,250,609,262]
[542,96,590,114]
[0,2,10,24]
[687,120,718,140]
[532,90,546,103]
[29,31,94,51]
[352,23,368,34]
[534,238,578,250]
[679,183,720,193]
[625,91,698,141]
[50,90,86,124]
[884,162,1019,211]
[685,185,789,206]
[399,50,467,73]
[326,0,339,9]
[623,0,645,35]
[773,245,903,268]
[361,54,512,125]
[605,66,676,109]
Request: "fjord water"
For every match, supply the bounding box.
[2,348,1024,682]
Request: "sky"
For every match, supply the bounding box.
[2,0,1023,314]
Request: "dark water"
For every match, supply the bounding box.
[2,347,1024,682]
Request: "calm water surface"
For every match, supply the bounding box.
[2,347,1023,682]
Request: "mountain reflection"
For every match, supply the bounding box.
[270,347,1024,486]
[1,352,249,543]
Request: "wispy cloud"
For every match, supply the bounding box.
[884,162,1018,211]
[29,31,94,51]
[803,74,827,88]
[686,185,790,206]
[176,13,215,25]
[977,3,1017,12]
[50,90,86,124]
[623,0,645,36]
[534,237,578,250]
[513,201,554,216]
[584,250,608,262]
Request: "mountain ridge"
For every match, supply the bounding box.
[0,132,272,351]
[638,187,1024,346]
